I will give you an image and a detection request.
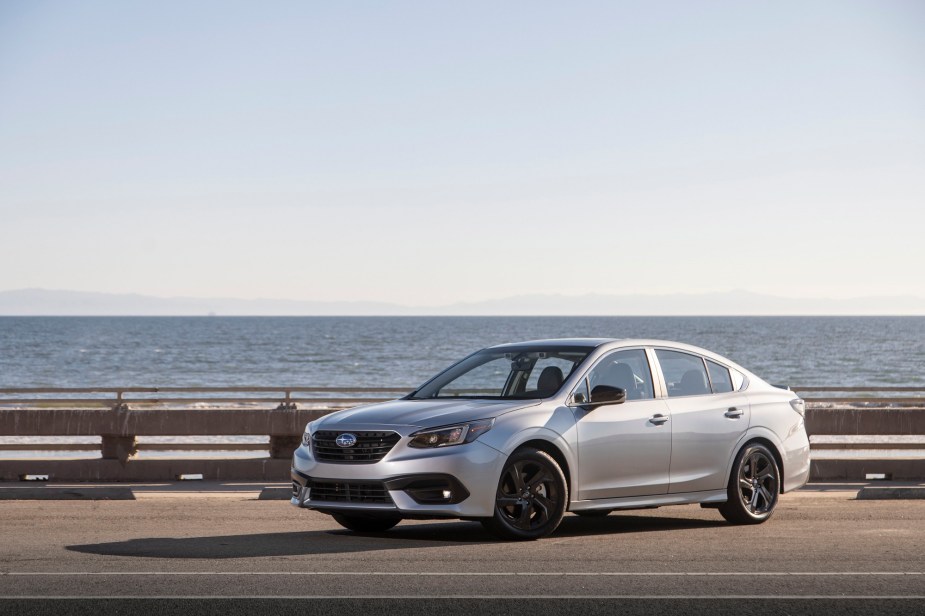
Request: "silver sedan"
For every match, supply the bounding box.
[291,338,810,540]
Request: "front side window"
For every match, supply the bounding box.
[411,346,593,400]
[581,348,654,401]
[656,349,711,397]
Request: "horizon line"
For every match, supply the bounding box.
[1,313,924,318]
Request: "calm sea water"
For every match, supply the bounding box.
[1,316,923,389]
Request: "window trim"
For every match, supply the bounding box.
[569,345,750,403]
[652,348,714,399]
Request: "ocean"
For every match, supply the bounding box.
[1,316,923,389]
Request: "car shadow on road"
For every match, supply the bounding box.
[66,524,496,559]
[66,513,726,559]
[554,513,727,538]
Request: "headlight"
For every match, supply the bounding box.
[790,398,806,417]
[408,419,494,449]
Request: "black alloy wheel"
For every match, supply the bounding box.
[719,443,780,524]
[481,448,568,540]
[331,513,402,533]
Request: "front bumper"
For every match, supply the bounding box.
[290,438,504,518]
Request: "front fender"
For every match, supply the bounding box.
[484,424,577,498]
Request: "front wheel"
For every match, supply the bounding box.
[331,513,401,533]
[481,448,568,540]
[719,443,780,524]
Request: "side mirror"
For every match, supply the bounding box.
[587,385,626,408]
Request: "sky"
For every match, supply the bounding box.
[1,1,923,307]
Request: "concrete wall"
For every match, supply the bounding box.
[1,405,923,482]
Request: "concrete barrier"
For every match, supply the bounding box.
[805,406,925,481]
[806,407,925,435]
[856,486,925,499]
[0,458,292,482]
[258,487,293,500]
[1,387,923,482]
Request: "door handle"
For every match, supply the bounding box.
[649,413,669,425]
[724,407,744,418]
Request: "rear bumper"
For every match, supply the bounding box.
[782,424,811,493]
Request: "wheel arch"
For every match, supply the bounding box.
[735,436,786,494]
[514,438,573,504]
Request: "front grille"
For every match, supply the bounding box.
[311,430,401,463]
[309,480,393,504]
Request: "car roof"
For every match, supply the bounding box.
[486,338,751,373]
[488,337,706,349]
[487,338,613,350]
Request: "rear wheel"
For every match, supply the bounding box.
[481,448,568,540]
[719,443,779,524]
[331,513,401,533]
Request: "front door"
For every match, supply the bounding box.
[573,349,672,500]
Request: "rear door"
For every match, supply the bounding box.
[653,349,750,494]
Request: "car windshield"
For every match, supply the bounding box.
[409,345,594,400]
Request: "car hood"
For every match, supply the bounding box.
[313,398,540,431]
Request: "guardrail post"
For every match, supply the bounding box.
[269,435,300,459]
[101,435,137,463]
[112,391,129,411]
[276,390,298,411]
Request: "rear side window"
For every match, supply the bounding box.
[706,360,733,393]
[655,349,711,397]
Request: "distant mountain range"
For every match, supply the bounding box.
[1,288,923,316]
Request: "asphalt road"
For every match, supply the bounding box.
[1,487,923,615]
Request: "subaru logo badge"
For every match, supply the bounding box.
[335,433,357,448]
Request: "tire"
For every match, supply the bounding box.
[719,443,780,525]
[573,509,611,518]
[331,513,401,533]
[481,448,568,540]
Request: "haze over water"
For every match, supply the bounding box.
[1,316,923,390]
